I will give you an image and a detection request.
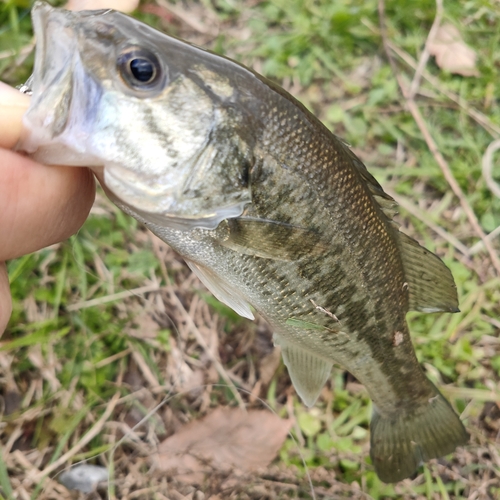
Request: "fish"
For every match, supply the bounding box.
[18,1,468,483]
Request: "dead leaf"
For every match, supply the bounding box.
[428,23,479,77]
[154,407,293,483]
[65,0,140,13]
[258,347,281,386]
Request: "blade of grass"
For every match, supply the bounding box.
[0,326,70,351]
[52,251,68,319]
[66,284,160,311]
[0,453,13,500]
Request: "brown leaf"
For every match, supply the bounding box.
[65,0,140,13]
[428,23,479,77]
[153,407,293,483]
[258,347,281,386]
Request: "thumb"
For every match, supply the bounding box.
[0,81,30,149]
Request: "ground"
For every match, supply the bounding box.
[0,0,499,499]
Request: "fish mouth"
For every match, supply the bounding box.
[17,2,107,165]
[19,2,77,156]
[104,162,248,230]
[27,1,113,102]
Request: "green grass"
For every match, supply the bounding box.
[1,0,499,498]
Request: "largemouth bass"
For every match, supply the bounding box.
[18,1,468,482]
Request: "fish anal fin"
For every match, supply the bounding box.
[218,217,327,261]
[398,231,459,313]
[275,335,333,407]
[186,260,254,320]
[370,382,468,483]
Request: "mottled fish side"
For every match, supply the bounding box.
[19,1,468,483]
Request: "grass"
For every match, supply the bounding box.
[1,0,500,498]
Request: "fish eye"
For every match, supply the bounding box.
[117,47,164,91]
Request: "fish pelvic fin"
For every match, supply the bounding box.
[370,384,468,483]
[275,335,333,407]
[186,260,255,320]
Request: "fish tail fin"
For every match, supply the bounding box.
[370,384,468,483]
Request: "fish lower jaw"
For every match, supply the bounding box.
[20,135,103,168]
[103,164,181,214]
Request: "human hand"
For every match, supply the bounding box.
[0,82,96,336]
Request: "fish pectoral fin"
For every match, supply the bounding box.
[370,381,468,483]
[218,217,327,261]
[186,260,255,320]
[398,231,460,313]
[275,335,333,407]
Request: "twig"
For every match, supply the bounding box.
[1,40,35,82]
[441,385,500,402]
[482,314,500,330]
[66,284,160,311]
[164,287,246,410]
[2,426,22,457]
[94,348,132,369]
[482,139,500,199]
[469,225,500,255]
[408,0,443,99]
[310,299,340,323]
[378,0,500,276]
[31,392,121,482]
[0,44,34,61]
[130,345,161,388]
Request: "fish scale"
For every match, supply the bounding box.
[19,1,468,483]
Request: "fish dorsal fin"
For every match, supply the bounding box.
[337,138,399,220]
[397,231,459,313]
[217,217,327,261]
[275,335,333,407]
[186,260,255,320]
[371,192,399,221]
